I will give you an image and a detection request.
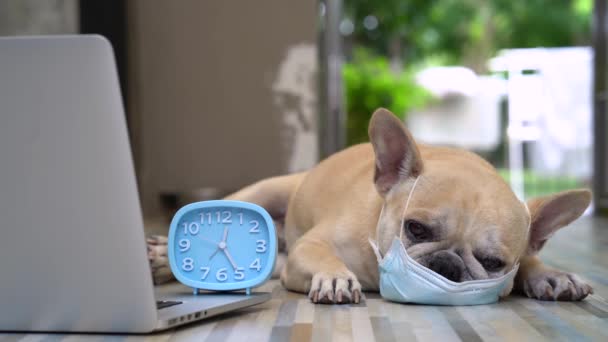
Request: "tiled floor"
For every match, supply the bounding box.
[2,216,608,341]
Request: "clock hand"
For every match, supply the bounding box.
[210,227,232,262]
[201,235,221,260]
[218,226,237,269]
[200,237,219,246]
[209,247,221,260]
[222,248,238,270]
[221,226,229,243]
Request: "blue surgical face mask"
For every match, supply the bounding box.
[369,177,530,306]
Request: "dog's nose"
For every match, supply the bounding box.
[427,251,464,282]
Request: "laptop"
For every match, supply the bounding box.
[0,35,270,333]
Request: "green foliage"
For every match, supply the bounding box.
[343,49,432,145]
[344,0,592,67]
[491,0,591,49]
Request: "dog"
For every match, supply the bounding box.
[148,108,593,304]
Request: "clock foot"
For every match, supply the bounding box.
[246,287,251,296]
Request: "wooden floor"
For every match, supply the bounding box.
[2,216,608,341]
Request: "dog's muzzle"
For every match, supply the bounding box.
[426,250,465,282]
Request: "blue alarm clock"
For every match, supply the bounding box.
[168,200,277,295]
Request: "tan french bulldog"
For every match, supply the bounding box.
[149,108,592,304]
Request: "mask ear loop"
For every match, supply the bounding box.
[523,202,531,237]
[370,205,386,262]
[399,176,421,241]
[370,176,421,262]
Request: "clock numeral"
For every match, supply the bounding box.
[235,267,245,280]
[256,240,267,253]
[200,266,210,280]
[182,257,194,272]
[238,213,244,225]
[189,222,200,235]
[249,220,260,233]
[250,258,261,271]
[178,239,190,252]
[182,222,200,235]
[216,268,228,281]
[200,211,233,224]
[199,212,212,225]
[221,211,232,223]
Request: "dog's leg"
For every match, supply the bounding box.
[516,190,593,301]
[515,255,593,301]
[281,224,363,305]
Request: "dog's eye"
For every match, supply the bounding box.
[404,220,432,241]
[477,256,505,272]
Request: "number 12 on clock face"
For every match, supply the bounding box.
[167,200,277,294]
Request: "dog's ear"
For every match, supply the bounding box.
[525,189,591,255]
[368,108,423,196]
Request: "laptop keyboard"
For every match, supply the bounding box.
[156,300,182,310]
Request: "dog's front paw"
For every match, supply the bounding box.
[308,271,363,304]
[147,235,174,285]
[521,268,593,301]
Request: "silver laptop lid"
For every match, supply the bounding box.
[0,35,157,332]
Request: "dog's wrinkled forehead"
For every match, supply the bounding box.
[378,173,530,255]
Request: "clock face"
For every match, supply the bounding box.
[168,200,276,291]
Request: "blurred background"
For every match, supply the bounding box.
[2,0,608,223]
